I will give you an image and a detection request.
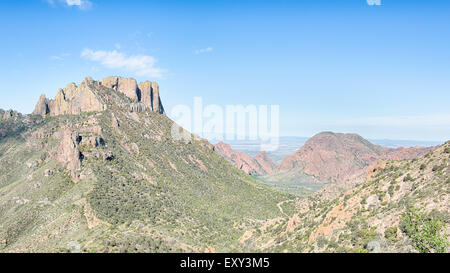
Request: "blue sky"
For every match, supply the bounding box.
[0,0,449,141]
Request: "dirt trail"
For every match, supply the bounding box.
[277,200,292,217]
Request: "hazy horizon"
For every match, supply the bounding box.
[1,0,449,141]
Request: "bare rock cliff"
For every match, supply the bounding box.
[32,76,165,117]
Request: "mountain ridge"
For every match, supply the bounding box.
[268,132,432,185]
[0,76,288,253]
[213,142,276,175]
[32,76,164,118]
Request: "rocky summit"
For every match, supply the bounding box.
[264,132,431,185]
[32,76,164,118]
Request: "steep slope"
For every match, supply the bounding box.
[244,143,449,253]
[265,132,431,186]
[213,142,276,175]
[0,76,288,253]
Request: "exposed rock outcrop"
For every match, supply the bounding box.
[276,132,432,184]
[1,109,21,120]
[102,76,139,101]
[33,79,106,117]
[55,129,83,181]
[213,142,276,175]
[138,81,164,114]
[32,95,50,117]
[32,76,165,117]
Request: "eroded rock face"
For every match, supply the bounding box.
[213,142,276,175]
[52,82,106,116]
[55,129,83,181]
[118,77,139,101]
[101,76,119,91]
[32,76,165,118]
[138,81,164,114]
[32,95,50,117]
[33,79,106,117]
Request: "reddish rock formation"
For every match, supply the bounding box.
[32,76,165,117]
[55,129,83,181]
[213,142,276,175]
[254,151,277,174]
[277,132,432,183]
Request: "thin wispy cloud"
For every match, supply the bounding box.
[50,53,71,61]
[81,48,167,79]
[195,47,213,55]
[45,0,92,10]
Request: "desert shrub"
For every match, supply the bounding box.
[419,164,426,171]
[385,226,398,242]
[400,208,449,253]
[316,236,328,248]
[432,164,445,172]
[403,174,413,182]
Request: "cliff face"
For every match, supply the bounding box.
[276,132,432,184]
[213,142,276,175]
[32,76,164,117]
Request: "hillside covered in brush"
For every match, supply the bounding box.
[242,142,449,253]
[0,76,288,253]
[0,76,448,254]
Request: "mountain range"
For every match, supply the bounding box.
[0,76,448,253]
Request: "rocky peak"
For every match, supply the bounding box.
[277,132,432,183]
[32,76,165,117]
[213,142,276,175]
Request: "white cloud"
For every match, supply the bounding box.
[45,0,92,10]
[81,48,166,79]
[50,53,71,61]
[51,56,64,61]
[195,47,213,55]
